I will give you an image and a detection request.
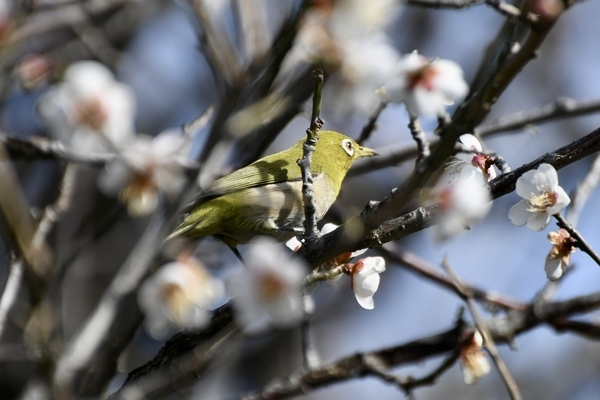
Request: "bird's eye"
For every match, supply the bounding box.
[341,139,354,156]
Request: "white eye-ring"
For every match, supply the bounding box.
[341,139,354,156]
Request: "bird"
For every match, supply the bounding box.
[167,130,377,255]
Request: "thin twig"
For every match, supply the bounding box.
[484,0,538,24]
[0,132,115,166]
[404,0,484,9]
[303,265,344,286]
[32,165,77,251]
[357,102,387,145]
[234,0,271,66]
[298,68,324,241]
[491,155,511,173]
[476,97,600,136]
[69,17,122,68]
[567,152,600,226]
[182,105,215,141]
[0,144,52,279]
[193,0,244,88]
[408,117,430,172]
[380,245,527,311]
[353,96,600,177]
[554,213,600,267]
[442,259,522,400]
[300,296,319,370]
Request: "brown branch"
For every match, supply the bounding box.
[442,259,522,400]
[0,132,116,166]
[336,126,600,266]
[554,213,600,267]
[357,101,387,145]
[351,97,600,177]
[476,97,600,137]
[408,117,430,171]
[299,68,325,241]
[404,0,484,9]
[567,152,600,226]
[298,1,567,267]
[236,288,600,400]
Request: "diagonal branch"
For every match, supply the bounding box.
[299,0,568,267]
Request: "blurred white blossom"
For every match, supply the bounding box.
[332,35,400,114]
[508,163,570,231]
[328,0,398,40]
[446,134,497,183]
[227,237,306,334]
[460,331,490,385]
[98,129,186,216]
[37,61,136,152]
[430,173,492,241]
[279,0,400,115]
[379,51,469,117]
[544,229,576,281]
[138,258,224,339]
[345,256,386,310]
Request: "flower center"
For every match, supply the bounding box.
[120,171,155,201]
[526,191,557,212]
[75,97,107,131]
[407,64,438,91]
[161,283,189,323]
[258,272,286,302]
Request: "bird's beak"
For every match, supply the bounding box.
[357,146,379,158]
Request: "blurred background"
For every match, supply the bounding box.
[1,0,600,399]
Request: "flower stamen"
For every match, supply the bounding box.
[526,191,557,212]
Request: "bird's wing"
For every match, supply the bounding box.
[210,147,323,194]
[211,160,295,194]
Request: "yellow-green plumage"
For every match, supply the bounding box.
[168,131,377,247]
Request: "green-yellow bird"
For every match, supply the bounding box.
[167,130,377,250]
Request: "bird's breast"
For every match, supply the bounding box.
[222,173,337,243]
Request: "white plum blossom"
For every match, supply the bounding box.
[332,35,400,114]
[447,134,497,183]
[460,331,490,385]
[544,229,576,281]
[138,258,224,339]
[346,256,386,310]
[430,173,492,241]
[37,61,136,152]
[508,164,570,231]
[379,50,469,117]
[227,237,306,334]
[98,129,186,216]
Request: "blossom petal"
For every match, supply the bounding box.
[547,185,571,214]
[536,163,559,191]
[355,294,375,310]
[508,200,530,226]
[515,169,544,198]
[269,294,304,326]
[526,212,551,231]
[354,273,381,298]
[459,134,483,152]
[544,254,563,281]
